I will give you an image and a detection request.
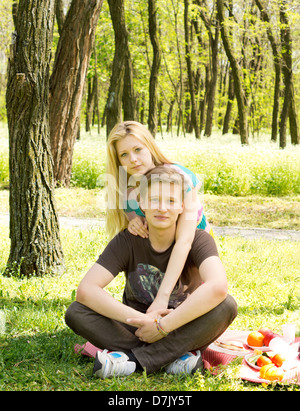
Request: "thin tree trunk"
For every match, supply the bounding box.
[50,0,103,185]
[6,0,64,277]
[254,0,281,142]
[194,0,219,137]
[223,68,235,134]
[204,24,219,137]
[216,0,248,145]
[123,38,136,121]
[289,82,299,145]
[106,0,128,137]
[279,0,299,147]
[184,0,200,138]
[148,0,162,137]
[55,0,66,35]
[93,46,101,134]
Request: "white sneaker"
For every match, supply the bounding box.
[93,349,136,379]
[164,350,203,375]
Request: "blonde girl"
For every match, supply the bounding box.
[105,121,212,313]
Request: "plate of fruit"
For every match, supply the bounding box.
[246,327,281,351]
[245,351,286,382]
[245,351,285,370]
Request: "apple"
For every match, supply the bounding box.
[258,327,272,337]
[263,331,275,347]
[264,331,281,347]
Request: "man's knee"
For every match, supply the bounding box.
[221,294,238,324]
[65,301,82,331]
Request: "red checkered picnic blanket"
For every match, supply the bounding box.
[74,329,300,385]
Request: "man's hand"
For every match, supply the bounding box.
[127,309,172,343]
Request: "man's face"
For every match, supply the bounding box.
[142,181,184,230]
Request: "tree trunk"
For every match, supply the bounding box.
[223,68,235,134]
[49,0,104,186]
[184,0,200,138]
[106,0,128,137]
[86,75,97,133]
[279,0,299,147]
[204,24,219,137]
[254,0,281,142]
[93,46,101,134]
[148,0,162,137]
[289,82,299,145]
[123,48,136,121]
[55,0,66,35]
[194,0,219,137]
[6,0,64,277]
[217,0,248,145]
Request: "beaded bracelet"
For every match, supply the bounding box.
[154,317,169,337]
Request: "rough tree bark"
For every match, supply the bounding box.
[49,0,104,186]
[148,0,162,137]
[6,0,64,277]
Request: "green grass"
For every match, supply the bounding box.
[0,225,299,391]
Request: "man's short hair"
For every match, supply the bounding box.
[139,166,186,202]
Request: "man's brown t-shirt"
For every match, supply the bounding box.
[96,229,219,313]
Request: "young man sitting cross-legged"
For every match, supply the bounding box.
[65,166,237,378]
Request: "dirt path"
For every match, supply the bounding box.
[0,213,299,241]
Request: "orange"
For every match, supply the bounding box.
[259,363,275,379]
[256,355,272,367]
[259,364,284,381]
[265,366,284,382]
[271,353,286,367]
[247,331,265,347]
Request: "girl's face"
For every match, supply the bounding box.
[116,135,155,176]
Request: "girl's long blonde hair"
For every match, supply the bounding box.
[105,121,171,239]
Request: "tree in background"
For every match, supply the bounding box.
[6,0,64,277]
[49,0,104,186]
[184,0,200,138]
[216,0,249,145]
[148,0,162,137]
[279,0,299,148]
[106,0,135,137]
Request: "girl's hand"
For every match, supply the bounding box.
[127,316,163,343]
[127,309,172,343]
[128,217,148,238]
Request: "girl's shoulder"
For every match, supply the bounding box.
[167,163,199,188]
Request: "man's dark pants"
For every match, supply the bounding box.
[65,294,237,374]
